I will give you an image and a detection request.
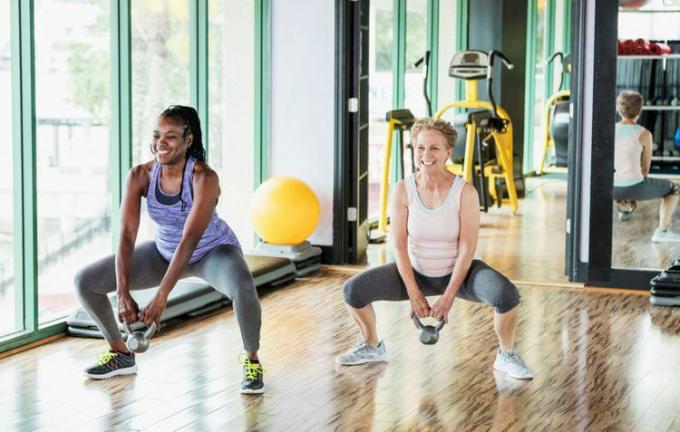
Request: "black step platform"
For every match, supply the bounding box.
[67,255,296,338]
[650,296,680,306]
[650,271,680,291]
[650,286,680,297]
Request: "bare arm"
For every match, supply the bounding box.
[390,181,417,292]
[156,167,220,298]
[443,184,480,298]
[115,164,148,297]
[390,181,430,317]
[640,130,653,177]
[429,184,480,323]
[139,165,221,328]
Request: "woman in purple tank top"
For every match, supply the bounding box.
[75,106,264,394]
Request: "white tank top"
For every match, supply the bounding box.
[614,123,645,186]
[404,174,465,277]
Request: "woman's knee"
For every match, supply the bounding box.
[670,181,680,195]
[342,277,367,309]
[494,283,520,314]
[220,272,258,303]
[73,266,96,299]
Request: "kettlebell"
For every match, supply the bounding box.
[412,316,445,345]
[123,321,157,353]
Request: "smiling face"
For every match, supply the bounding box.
[152,116,193,165]
[414,129,452,173]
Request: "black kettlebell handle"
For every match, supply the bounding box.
[123,321,157,339]
[412,315,445,331]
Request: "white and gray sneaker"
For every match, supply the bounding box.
[335,340,388,366]
[651,228,680,243]
[493,347,533,380]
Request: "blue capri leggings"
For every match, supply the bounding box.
[343,260,520,314]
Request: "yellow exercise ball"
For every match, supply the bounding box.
[250,176,320,245]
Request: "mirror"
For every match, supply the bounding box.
[612,1,680,270]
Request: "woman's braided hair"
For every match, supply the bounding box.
[159,105,206,162]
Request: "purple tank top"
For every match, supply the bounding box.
[146,157,240,263]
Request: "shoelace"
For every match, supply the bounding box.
[238,354,264,381]
[96,351,117,366]
[353,342,381,358]
[354,342,369,352]
[507,351,528,369]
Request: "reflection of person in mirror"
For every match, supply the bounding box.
[613,90,680,242]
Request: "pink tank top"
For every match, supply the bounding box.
[405,174,466,277]
[614,123,645,185]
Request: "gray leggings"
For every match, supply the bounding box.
[613,177,679,201]
[343,260,520,314]
[74,241,261,352]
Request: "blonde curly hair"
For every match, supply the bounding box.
[616,90,643,120]
[411,117,458,149]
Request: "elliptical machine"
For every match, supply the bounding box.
[434,49,520,214]
[375,51,433,239]
[536,52,571,174]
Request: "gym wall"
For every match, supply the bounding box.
[214,0,256,250]
[269,0,335,246]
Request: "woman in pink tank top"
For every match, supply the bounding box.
[613,90,680,242]
[336,119,533,380]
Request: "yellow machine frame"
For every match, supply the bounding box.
[434,80,519,214]
[378,115,410,233]
[378,79,520,234]
[536,89,570,174]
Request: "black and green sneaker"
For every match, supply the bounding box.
[84,350,137,380]
[239,354,264,394]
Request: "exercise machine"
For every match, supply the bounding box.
[537,52,571,174]
[373,51,433,240]
[434,50,520,213]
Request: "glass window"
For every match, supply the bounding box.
[208,0,256,249]
[531,0,547,168]
[131,0,191,240]
[0,0,17,336]
[404,0,429,119]
[34,0,111,324]
[368,0,394,218]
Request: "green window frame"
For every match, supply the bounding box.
[523,0,572,175]
[255,0,270,187]
[391,0,444,181]
[1,0,269,353]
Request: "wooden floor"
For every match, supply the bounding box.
[612,197,680,271]
[3,178,680,431]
